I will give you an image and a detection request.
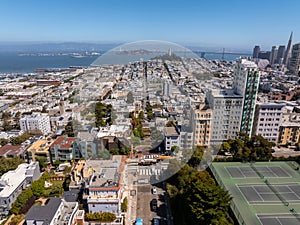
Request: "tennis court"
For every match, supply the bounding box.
[238,183,300,204]
[211,161,300,225]
[226,165,291,178]
[257,214,300,225]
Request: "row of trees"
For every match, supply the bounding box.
[220,133,275,161]
[0,157,24,177]
[85,212,116,222]
[0,133,33,147]
[10,171,69,215]
[130,112,145,138]
[95,102,113,127]
[167,147,233,225]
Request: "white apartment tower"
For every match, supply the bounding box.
[252,103,284,143]
[233,58,260,137]
[206,89,243,145]
[20,113,51,135]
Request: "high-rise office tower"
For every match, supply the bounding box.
[258,51,271,61]
[288,43,300,75]
[283,32,293,65]
[233,58,260,136]
[277,45,286,65]
[253,45,260,58]
[270,46,278,65]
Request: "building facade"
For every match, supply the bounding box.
[277,45,286,65]
[83,157,124,216]
[49,136,76,162]
[207,89,243,145]
[252,45,260,59]
[288,43,300,75]
[164,126,180,151]
[233,58,260,137]
[252,103,284,143]
[20,112,51,135]
[192,103,212,147]
[278,112,300,145]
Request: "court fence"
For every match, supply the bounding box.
[210,164,246,225]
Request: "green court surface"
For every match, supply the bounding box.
[211,161,300,225]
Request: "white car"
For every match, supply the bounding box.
[152,187,157,194]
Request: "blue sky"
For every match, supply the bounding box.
[0,0,299,50]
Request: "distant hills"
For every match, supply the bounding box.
[0,42,251,54]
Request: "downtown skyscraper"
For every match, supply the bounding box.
[283,32,293,65]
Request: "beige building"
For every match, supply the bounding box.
[192,103,212,147]
[26,139,54,161]
[278,112,300,145]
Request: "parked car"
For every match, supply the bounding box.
[152,187,157,194]
[151,198,158,211]
[152,217,160,225]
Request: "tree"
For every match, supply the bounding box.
[85,212,116,222]
[0,138,9,146]
[188,147,204,167]
[166,120,176,127]
[36,156,48,170]
[63,121,75,137]
[0,157,24,177]
[11,188,33,214]
[126,91,134,104]
[221,142,231,152]
[138,111,144,120]
[167,164,234,225]
[31,180,44,197]
[121,197,128,212]
[10,133,33,146]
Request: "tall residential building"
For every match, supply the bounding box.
[252,45,260,58]
[206,89,243,145]
[252,103,284,143]
[288,43,300,75]
[192,103,212,147]
[270,46,278,65]
[283,31,293,66]
[233,58,260,136]
[277,45,286,65]
[20,113,51,135]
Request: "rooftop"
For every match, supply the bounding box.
[50,136,75,149]
[0,144,23,157]
[164,126,179,136]
[27,139,53,154]
[25,197,61,224]
[0,162,38,198]
[84,156,124,191]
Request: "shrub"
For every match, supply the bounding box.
[85,212,116,222]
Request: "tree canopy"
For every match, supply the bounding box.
[167,147,233,225]
[222,133,275,161]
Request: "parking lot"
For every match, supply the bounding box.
[136,184,168,225]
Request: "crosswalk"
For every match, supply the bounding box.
[138,168,161,176]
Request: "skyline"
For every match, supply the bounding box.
[0,0,300,50]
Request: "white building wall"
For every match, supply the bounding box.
[20,113,51,135]
[207,90,243,145]
[252,103,284,143]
